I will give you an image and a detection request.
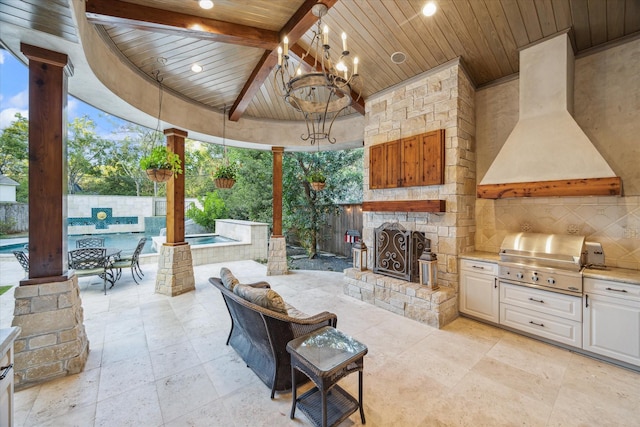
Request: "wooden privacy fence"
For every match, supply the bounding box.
[319,203,363,258]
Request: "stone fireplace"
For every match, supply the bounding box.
[373,222,427,282]
[343,58,477,329]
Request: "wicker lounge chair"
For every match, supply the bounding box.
[210,270,337,398]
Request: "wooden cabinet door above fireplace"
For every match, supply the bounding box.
[369,129,444,189]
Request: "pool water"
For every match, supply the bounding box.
[0,233,234,255]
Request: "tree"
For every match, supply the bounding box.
[283,148,363,258]
[67,116,112,194]
[0,113,29,201]
[185,191,228,231]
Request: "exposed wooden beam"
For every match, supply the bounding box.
[477,177,622,199]
[289,44,366,116]
[229,0,339,121]
[85,0,278,50]
[362,200,446,213]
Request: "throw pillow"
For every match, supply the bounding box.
[233,284,287,314]
[220,267,239,291]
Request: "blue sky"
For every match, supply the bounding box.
[0,49,127,137]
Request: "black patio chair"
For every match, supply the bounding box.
[68,247,114,295]
[13,250,29,273]
[76,237,105,248]
[111,237,147,285]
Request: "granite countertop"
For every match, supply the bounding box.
[458,251,501,263]
[0,326,20,357]
[583,267,640,286]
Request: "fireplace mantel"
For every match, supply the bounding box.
[362,200,446,213]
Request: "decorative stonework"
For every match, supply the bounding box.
[266,236,288,276]
[155,244,195,296]
[344,268,457,328]
[361,59,477,295]
[11,276,89,390]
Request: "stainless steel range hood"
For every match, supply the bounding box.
[478,32,621,199]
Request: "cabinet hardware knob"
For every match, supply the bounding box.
[605,287,627,293]
[528,297,544,303]
[471,265,485,269]
[529,321,544,327]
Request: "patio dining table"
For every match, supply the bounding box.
[68,247,123,294]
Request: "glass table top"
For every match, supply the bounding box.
[288,326,367,372]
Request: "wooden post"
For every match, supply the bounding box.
[272,147,284,237]
[20,44,73,284]
[164,128,188,245]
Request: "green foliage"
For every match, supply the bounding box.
[139,145,182,174]
[0,218,16,236]
[283,148,363,258]
[213,162,239,179]
[0,113,28,179]
[216,147,273,223]
[185,191,228,232]
[307,170,326,183]
[67,116,113,194]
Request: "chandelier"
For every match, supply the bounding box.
[274,3,360,145]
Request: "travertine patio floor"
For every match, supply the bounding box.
[1,259,639,426]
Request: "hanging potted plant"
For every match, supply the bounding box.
[307,170,326,191]
[213,162,238,189]
[140,146,182,182]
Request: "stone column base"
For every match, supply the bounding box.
[267,236,288,276]
[11,275,89,390]
[155,244,195,296]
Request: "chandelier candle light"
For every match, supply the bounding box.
[274,3,360,145]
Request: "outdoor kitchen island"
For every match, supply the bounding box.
[459,246,640,371]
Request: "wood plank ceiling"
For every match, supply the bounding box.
[3,0,639,124]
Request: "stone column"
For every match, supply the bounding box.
[155,128,195,296]
[267,147,288,275]
[12,44,88,389]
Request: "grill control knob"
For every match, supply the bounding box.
[531,275,539,282]
[547,278,556,285]
[516,272,524,280]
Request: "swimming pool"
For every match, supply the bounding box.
[0,233,235,255]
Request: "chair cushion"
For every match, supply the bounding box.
[233,284,287,314]
[284,302,309,319]
[220,267,240,291]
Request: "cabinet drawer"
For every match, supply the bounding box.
[460,259,498,275]
[584,278,640,301]
[500,304,582,348]
[500,283,581,322]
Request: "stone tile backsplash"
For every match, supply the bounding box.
[475,196,640,270]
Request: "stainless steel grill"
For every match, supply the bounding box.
[498,232,586,295]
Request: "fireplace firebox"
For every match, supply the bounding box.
[373,222,428,282]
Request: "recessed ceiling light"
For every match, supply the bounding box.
[422,1,437,17]
[199,0,213,10]
[191,63,203,73]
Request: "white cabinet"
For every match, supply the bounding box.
[0,327,19,427]
[583,278,640,367]
[459,259,499,323]
[500,283,582,347]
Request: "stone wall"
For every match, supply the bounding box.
[346,59,476,326]
[475,38,640,269]
[0,202,28,233]
[11,276,89,390]
[363,59,477,293]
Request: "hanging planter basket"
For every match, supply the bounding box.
[310,181,326,191]
[215,177,236,189]
[146,168,173,183]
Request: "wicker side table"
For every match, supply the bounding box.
[287,326,368,427]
